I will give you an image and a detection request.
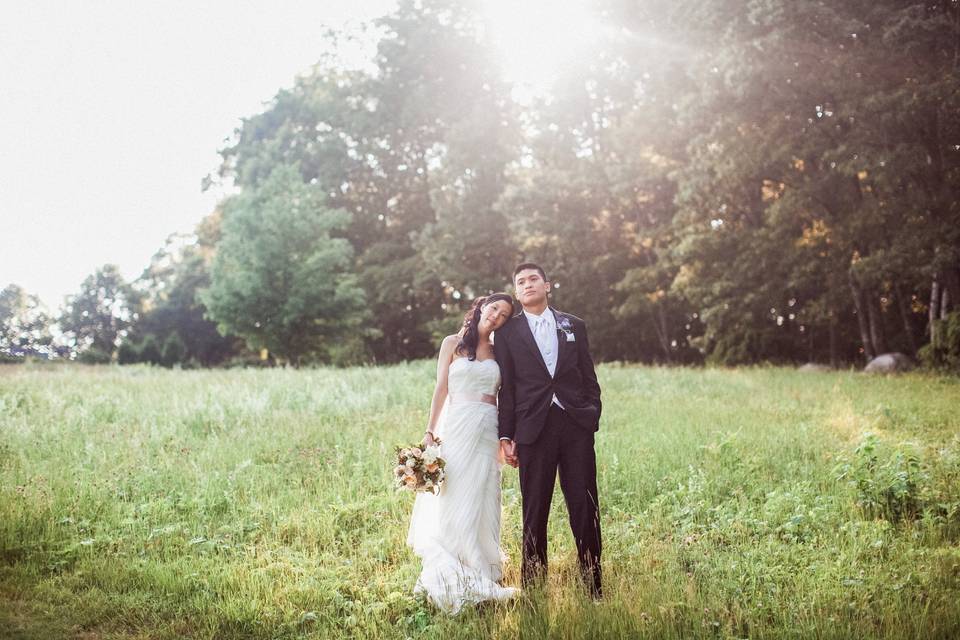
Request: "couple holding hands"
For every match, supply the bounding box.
[406,263,603,613]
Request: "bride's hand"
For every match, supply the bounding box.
[500,439,518,468]
[423,431,437,447]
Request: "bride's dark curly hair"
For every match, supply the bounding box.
[456,293,514,360]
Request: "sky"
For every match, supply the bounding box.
[1,0,393,310]
[1,0,602,312]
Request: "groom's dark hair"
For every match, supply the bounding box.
[513,262,548,282]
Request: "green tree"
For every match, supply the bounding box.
[630,0,960,365]
[116,339,140,365]
[218,0,522,362]
[138,335,162,365]
[204,0,958,367]
[129,219,243,366]
[0,284,53,359]
[202,165,369,365]
[160,332,186,368]
[59,265,139,361]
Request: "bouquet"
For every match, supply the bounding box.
[394,440,446,494]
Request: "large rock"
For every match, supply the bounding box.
[864,352,914,374]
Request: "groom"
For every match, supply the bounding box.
[494,263,603,598]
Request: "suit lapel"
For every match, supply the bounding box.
[514,311,552,378]
[551,308,570,373]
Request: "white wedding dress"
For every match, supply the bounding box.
[406,357,518,614]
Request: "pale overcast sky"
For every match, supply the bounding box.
[1,0,393,310]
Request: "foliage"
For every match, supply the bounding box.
[160,333,186,368]
[218,0,522,363]
[116,338,140,365]
[129,224,243,367]
[139,334,162,365]
[919,311,960,373]
[58,265,139,362]
[835,433,930,523]
[214,0,957,366]
[6,0,959,368]
[202,165,370,365]
[0,284,53,359]
[75,346,111,365]
[634,0,960,366]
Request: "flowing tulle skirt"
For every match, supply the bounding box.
[406,401,518,613]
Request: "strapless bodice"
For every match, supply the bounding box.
[448,358,500,396]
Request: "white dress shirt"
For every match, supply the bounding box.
[523,308,564,409]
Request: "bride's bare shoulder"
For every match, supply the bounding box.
[439,334,460,354]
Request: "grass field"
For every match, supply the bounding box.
[1,362,959,639]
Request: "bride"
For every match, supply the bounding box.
[406,292,519,613]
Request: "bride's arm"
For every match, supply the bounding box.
[424,335,458,445]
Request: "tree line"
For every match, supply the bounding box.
[3,0,959,370]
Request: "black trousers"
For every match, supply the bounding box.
[517,403,602,596]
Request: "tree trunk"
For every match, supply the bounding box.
[649,304,672,363]
[894,284,918,356]
[867,296,887,356]
[849,272,875,361]
[828,311,838,368]
[930,276,941,346]
[942,267,960,318]
[658,305,673,364]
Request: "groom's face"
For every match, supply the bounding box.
[514,268,550,306]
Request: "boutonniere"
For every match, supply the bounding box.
[556,315,576,342]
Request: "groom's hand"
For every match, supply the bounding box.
[500,439,518,467]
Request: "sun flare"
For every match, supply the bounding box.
[479,0,605,94]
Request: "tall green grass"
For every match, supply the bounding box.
[1,363,958,639]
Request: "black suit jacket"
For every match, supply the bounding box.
[494,308,602,445]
